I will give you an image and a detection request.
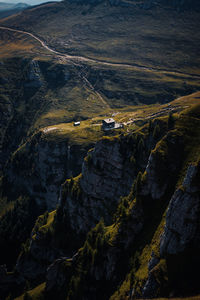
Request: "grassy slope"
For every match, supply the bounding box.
[0,1,200,72]
[0,1,199,110]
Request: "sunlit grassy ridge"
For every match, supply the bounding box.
[0,29,49,58]
[0,0,200,112]
[1,0,200,72]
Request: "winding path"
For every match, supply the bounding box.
[0,25,110,108]
[0,25,200,80]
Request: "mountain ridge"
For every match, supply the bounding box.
[0,0,199,298]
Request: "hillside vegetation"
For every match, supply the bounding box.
[0,0,200,107]
[0,1,199,299]
[3,99,199,300]
[1,0,200,71]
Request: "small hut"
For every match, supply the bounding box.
[74,121,80,126]
[102,118,115,130]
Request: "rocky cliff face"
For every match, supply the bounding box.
[0,58,45,171]
[160,162,200,256]
[1,103,200,300]
[0,57,81,175]
[44,126,176,298]
[24,60,43,89]
[141,161,200,298]
[61,132,152,235]
[43,106,200,300]
[15,127,155,282]
[4,131,90,210]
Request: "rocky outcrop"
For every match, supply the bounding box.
[5,131,90,210]
[140,130,184,200]
[15,132,150,282]
[46,257,73,295]
[160,162,200,256]
[44,201,144,298]
[24,60,42,89]
[141,161,200,298]
[62,136,146,235]
[16,237,65,280]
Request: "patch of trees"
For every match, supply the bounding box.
[0,196,41,269]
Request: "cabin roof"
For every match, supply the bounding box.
[74,121,80,125]
[103,118,115,124]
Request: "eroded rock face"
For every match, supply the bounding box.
[16,236,65,280]
[63,137,140,234]
[141,162,200,298]
[160,162,200,256]
[16,133,149,282]
[140,152,168,200]
[140,131,184,201]
[5,132,89,210]
[46,258,72,294]
[24,60,42,88]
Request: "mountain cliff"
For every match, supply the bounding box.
[1,100,199,300]
[0,0,200,298]
[42,103,200,300]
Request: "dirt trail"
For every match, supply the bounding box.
[0,26,200,80]
[0,25,110,108]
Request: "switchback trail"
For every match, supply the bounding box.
[0,25,110,108]
[0,25,200,80]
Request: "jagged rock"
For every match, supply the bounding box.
[148,252,159,272]
[64,69,70,81]
[140,162,200,298]
[142,271,159,298]
[16,252,47,280]
[24,60,42,88]
[140,152,168,200]
[46,257,72,293]
[16,133,147,282]
[160,162,200,256]
[141,252,160,298]
[183,164,200,193]
[140,131,184,200]
[63,137,139,234]
[5,132,89,210]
